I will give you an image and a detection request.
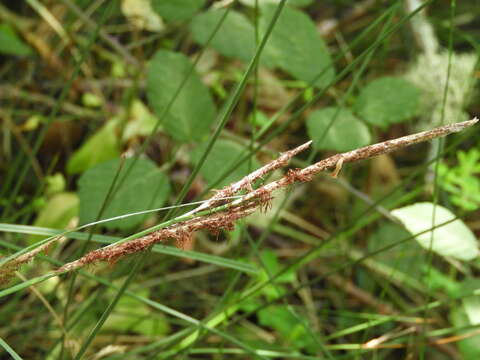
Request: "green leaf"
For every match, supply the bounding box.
[103,288,170,336]
[191,139,259,188]
[78,158,171,230]
[81,92,103,108]
[147,50,216,142]
[0,24,32,56]
[44,173,66,196]
[354,77,420,127]
[391,202,479,261]
[67,120,121,174]
[368,222,424,275]
[151,0,205,22]
[30,192,79,244]
[260,4,335,88]
[240,0,313,7]
[190,9,257,64]
[306,107,371,151]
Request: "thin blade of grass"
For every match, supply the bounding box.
[0,337,23,360]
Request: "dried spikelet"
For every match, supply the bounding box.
[0,237,58,285]
[1,120,475,279]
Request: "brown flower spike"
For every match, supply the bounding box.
[0,118,477,279]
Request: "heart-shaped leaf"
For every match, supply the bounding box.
[147,50,216,142]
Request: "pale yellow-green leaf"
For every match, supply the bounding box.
[392,202,478,261]
[121,0,165,31]
[67,120,121,174]
[30,192,79,244]
[122,99,162,141]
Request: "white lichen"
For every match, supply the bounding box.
[404,51,477,131]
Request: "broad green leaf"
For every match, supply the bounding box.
[260,4,335,88]
[368,222,424,275]
[191,139,260,188]
[30,192,79,244]
[122,99,162,141]
[190,9,260,64]
[392,202,478,261]
[151,0,205,22]
[0,24,32,56]
[78,158,171,230]
[306,107,371,151]
[354,77,420,127]
[103,288,170,336]
[147,50,216,142]
[240,0,313,7]
[67,120,121,174]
